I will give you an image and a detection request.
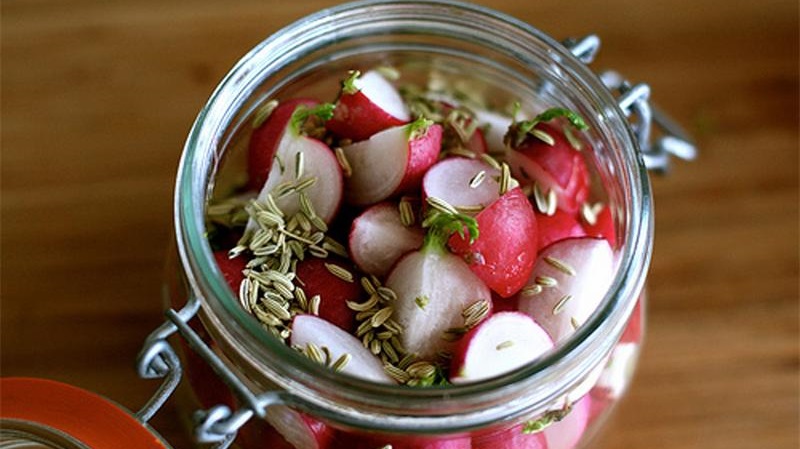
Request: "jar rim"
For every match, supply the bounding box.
[174,0,653,430]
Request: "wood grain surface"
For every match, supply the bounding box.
[2,1,798,448]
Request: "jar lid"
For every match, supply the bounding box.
[0,378,169,449]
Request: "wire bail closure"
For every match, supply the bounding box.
[563,36,697,173]
[135,296,285,447]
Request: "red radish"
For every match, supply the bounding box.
[327,70,410,141]
[343,118,442,206]
[472,424,547,449]
[248,98,319,191]
[505,109,591,214]
[213,250,247,292]
[334,431,471,449]
[260,406,334,449]
[448,187,538,297]
[543,395,591,449]
[491,291,518,313]
[386,213,491,359]
[473,107,514,155]
[620,295,644,344]
[290,314,396,384]
[254,104,344,223]
[422,158,500,212]
[465,127,488,154]
[582,204,616,247]
[594,342,639,399]
[517,238,614,343]
[348,201,424,277]
[535,209,587,251]
[450,312,553,383]
[294,256,361,332]
[237,417,299,449]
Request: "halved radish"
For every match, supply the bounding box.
[334,431,472,449]
[448,187,538,297]
[213,250,247,292]
[620,295,644,344]
[343,119,442,206]
[473,107,514,155]
[327,70,410,142]
[260,406,334,449]
[535,209,587,251]
[472,424,547,449]
[594,342,640,399]
[450,312,553,383]
[290,314,396,384]
[247,98,319,191]
[254,105,343,224]
[581,203,617,248]
[543,395,591,449]
[422,158,500,212]
[386,213,491,360]
[505,109,591,214]
[348,201,424,277]
[294,256,361,332]
[517,238,614,343]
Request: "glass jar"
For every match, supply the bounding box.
[148,1,693,448]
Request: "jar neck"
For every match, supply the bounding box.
[175,0,653,432]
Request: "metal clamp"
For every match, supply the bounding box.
[135,296,284,447]
[563,37,697,173]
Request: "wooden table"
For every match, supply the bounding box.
[2,1,797,448]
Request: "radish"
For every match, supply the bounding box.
[473,107,514,155]
[386,212,491,360]
[422,158,500,212]
[334,431,472,449]
[581,203,617,248]
[449,312,553,383]
[327,70,410,142]
[348,201,424,277]
[594,342,640,399]
[247,98,319,191]
[213,250,247,292]
[294,256,361,332]
[343,118,442,206]
[542,395,591,449]
[517,238,614,343]
[535,209,587,251]
[260,406,334,449]
[472,424,547,449]
[448,187,538,298]
[290,314,396,384]
[505,109,591,214]
[620,295,644,344]
[254,103,343,223]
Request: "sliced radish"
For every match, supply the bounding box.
[450,312,553,383]
[620,295,644,344]
[327,70,410,142]
[247,98,319,191]
[448,187,538,297]
[387,249,491,360]
[422,158,500,212]
[543,395,591,449]
[348,201,424,277]
[335,431,472,449]
[594,342,640,399]
[213,250,247,292]
[294,256,361,332]
[472,424,547,449]
[582,203,617,248]
[260,406,334,449]
[535,209,587,252]
[473,107,514,155]
[517,238,614,343]
[343,120,442,206]
[290,314,396,384]
[506,122,590,214]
